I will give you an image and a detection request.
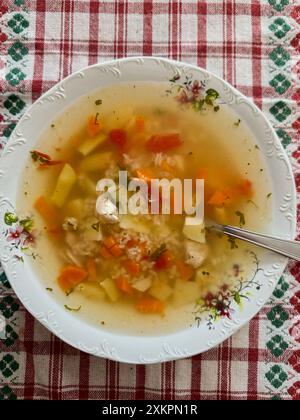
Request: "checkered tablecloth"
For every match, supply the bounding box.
[0,0,300,400]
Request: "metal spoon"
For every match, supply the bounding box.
[209,222,300,261]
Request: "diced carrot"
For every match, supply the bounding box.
[123,259,141,277]
[86,258,97,280]
[86,115,102,137]
[99,246,112,259]
[103,235,117,250]
[135,116,145,131]
[208,190,230,207]
[136,297,165,314]
[34,196,61,233]
[109,129,127,151]
[145,133,182,153]
[115,275,133,295]
[57,265,88,293]
[176,260,194,281]
[154,250,174,270]
[236,179,253,198]
[109,244,123,257]
[135,167,156,183]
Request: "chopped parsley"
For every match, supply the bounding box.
[228,237,238,249]
[235,210,245,227]
[150,243,167,261]
[51,124,55,128]
[94,112,100,125]
[46,287,53,292]
[247,199,258,209]
[234,119,241,127]
[64,304,81,312]
[254,145,260,150]
[267,192,272,199]
[95,99,102,105]
[202,271,210,276]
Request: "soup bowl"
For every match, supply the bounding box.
[0,57,296,363]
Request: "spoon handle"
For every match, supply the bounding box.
[211,223,299,261]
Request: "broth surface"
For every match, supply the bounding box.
[18,82,272,335]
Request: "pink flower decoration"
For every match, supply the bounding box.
[291,6,300,24]
[290,318,300,344]
[7,226,23,242]
[288,381,300,400]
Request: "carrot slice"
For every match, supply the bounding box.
[86,115,102,137]
[208,190,230,207]
[123,259,141,277]
[135,167,156,183]
[115,275,133,295]
[136,297,165,314]
[99,246,112,259]
[86,258,97,280]
[34,196,61,233]
[103,235,117,249]
[109,129,127,151]
[154,250,174,270]
[145,133,182,153]
[176,260,194,281]
[58,265,88,293]
[236,179,253,198]
[109,244,123,257]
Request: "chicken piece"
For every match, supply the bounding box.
[185,240,208,268]
[95,195,119,223]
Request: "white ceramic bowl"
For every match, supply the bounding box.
[0,57,296,363]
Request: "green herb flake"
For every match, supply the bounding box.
[150,243,167,261]
[255,145,260,150]
[228,237,238,249]
[234,119,241,127]
[267,192,272,199]
[46,287,53,292]
[64,304,81,312]
[95,99,102,106]
[51,124,55,128]
[4,212,18,226]
[202,271,210,276]
[247,199,258,209]
[235,210,245,226]
[19,217,34,232]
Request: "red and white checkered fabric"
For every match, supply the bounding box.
[1,0,299,400]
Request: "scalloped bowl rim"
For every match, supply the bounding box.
[0,57,296,364]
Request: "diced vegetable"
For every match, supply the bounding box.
[109,129,127,151]
[148,278,173,301]
[132,277,152,292]
[34,196,62,233]
[86,258,97,280]
[115,275,133,295]
[208,190,230,207]
[213,207,227,224]
[173,279,199,306]
[101,278,120,302]
[145,133,182,153]
[236,179,253,198]
[51,164,77,207]
[86,115,102,137]
[123,259,141,277]
[99,246,112,259]
[135,167,156,182]
[80,152,112,172]
[119,215,151,234]
[58,265,88,293]
[182,218,206,243]
[136,297,165,314]
[154,249,173,270]
[176,260,195,281]
[78,133,106,156]
[77,175,97,196]
[185,240,208,269]
[102,236,123,257]
[77,281,105,300]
